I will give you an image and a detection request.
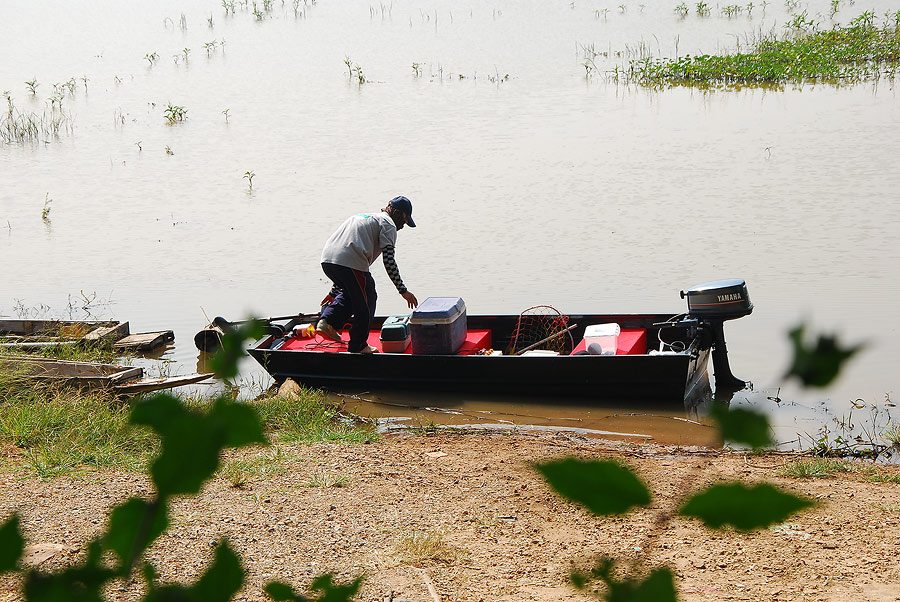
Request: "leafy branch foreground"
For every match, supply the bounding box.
[0,322,361,602]
[627,15,900,86]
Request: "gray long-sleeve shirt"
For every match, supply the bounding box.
[321,211,407,293]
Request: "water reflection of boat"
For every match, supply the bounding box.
[0,356,212,395]
[248,280,753,403]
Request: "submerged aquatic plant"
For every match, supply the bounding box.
[1,95,73,144]
[41,194,52,220]
[795,399,897,460]
[163,103,187,124]
[343,56,367,83]
[785,10,818,33]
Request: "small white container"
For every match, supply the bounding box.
[583,323,620,356]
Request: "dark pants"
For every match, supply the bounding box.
[320,262,377,353]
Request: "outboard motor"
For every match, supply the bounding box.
[681,279,753,391]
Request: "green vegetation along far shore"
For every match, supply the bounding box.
[627,12,900,87]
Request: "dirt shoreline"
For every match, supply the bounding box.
[2,431,900,602]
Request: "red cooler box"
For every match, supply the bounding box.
[410,297,467,354]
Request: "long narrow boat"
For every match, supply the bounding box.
[247,280,753,403]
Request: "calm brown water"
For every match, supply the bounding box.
[3,0,899,449]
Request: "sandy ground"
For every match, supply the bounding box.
[2,431,900,602]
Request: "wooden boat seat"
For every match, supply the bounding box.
[571,328,647,356]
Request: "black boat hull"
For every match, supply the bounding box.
[248,313,711,402]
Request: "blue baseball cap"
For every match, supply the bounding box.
[389,196,416,227]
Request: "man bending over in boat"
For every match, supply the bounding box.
[316,196,419,354]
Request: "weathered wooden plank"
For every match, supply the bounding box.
[84,322,130,342]
[113,331,175,352]
[113,373,213,395]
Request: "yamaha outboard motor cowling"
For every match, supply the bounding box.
[682,279,753,391]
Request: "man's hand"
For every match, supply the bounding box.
[320,294,335,307]
[401,291,418,309]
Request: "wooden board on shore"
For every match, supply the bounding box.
[114,331,175,352]
[113,372,213,395]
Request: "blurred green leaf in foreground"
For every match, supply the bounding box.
[785,323,863,388]
[534,458,651,516]
[680,482,814,531]
[710,405,773,449]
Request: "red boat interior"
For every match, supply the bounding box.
[275,327,648,356]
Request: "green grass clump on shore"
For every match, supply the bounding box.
[778,458,855,479]
[885,423,900,448]
[251,387,375,444]
[0,361,373,478]
[0,368,157,477]
[865,472,900,483]
[628,14,900,87]
[218,447,306,488]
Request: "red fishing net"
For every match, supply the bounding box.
[506,305,573,355]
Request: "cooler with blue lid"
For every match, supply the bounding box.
[410,296,467,355]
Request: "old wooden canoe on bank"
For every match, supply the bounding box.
[0,356,212,395]
[0,319,175,353]
[0,319,129,349]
